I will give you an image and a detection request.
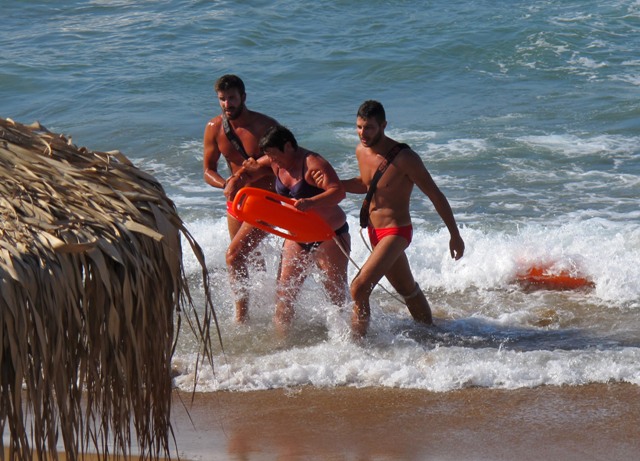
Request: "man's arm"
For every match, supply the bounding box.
[310,170,367,195]
[341,147,369,194]
[403,151,465,260]
[341,177,368,194]
[203,119,227,189]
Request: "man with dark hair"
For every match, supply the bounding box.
[203,74,279,322]
[343,100,465,337]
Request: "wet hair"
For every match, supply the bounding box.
[259,125,298,152]
[357,100,386,124]
[214,74,246,95]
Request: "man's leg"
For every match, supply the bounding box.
[228,213,266,270]
[226,222,269,322]
[227,213,242,239]
[384,253,432,325]
[349,235,408,338]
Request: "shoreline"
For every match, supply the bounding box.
[6,383,638,460]
[170,383,640,460]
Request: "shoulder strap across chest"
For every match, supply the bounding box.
[221,114,250,160]
[359,143,409,229]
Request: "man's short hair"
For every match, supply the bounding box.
[215,74,246,95]
[357,100,386,124]
[259,125,298,152]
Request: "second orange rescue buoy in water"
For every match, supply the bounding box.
[515,265,595,291]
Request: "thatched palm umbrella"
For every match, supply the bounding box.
[0,118,218,460]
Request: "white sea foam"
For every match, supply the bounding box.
[173,214,640,392]
[568,54,608,70]
[612,73,640,85]
[517,133,637,157]
[173,333,640,392]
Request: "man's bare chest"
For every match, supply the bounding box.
[361,158,402,189]
[217,131,260,162]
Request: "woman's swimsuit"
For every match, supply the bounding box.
[275,156,324,199]
[298,222,349,252]
[276,154,347,251]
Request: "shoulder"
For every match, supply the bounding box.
[305,150,325,164]
[395,146,432,181]
[306,151,335,172]
[204,116,224,149]
[249,110,279,131]
[355,143,372,161]
[205,115,223,133]
[395,144,422,166]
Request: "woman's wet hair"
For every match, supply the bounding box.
[259,125,298,152]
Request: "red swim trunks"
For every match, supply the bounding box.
[367,225,413,247]
[226,200,241,221]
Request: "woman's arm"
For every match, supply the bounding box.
[295,153,345,211]
[223,156,273,201]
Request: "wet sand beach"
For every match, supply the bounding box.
[5,383,638,459]
[170,383,640,461]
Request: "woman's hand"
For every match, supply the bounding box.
[242,157,261,174]
[293,198,313,211]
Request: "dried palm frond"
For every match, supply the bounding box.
[0,118,219,460]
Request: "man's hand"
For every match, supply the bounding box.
[449,234,465,260]
[224,174,244,201]
[310,169,326,189]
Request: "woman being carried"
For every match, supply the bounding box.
[225,125,350,334]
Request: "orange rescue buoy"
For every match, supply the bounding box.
[231,187,335,243]
[515,264,595,291]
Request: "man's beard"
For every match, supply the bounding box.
[226,104,245,120]
[361,130,382,148]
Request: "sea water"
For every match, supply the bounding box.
[3,0,639,392]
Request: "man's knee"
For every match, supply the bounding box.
[350,276,373,303]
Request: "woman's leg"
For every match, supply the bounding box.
[315,234,351,306]
[274,240,311,334]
